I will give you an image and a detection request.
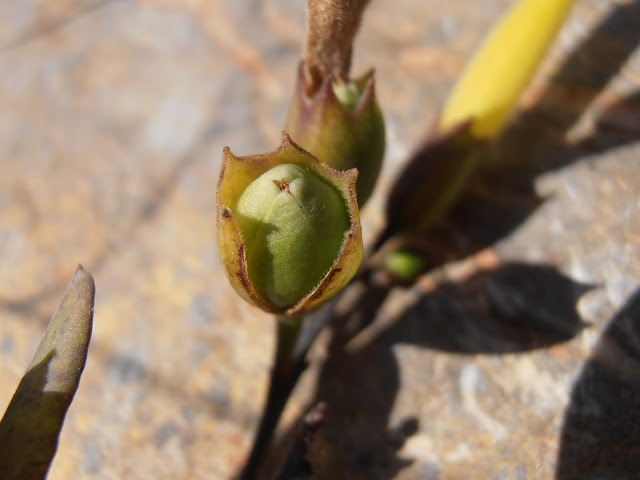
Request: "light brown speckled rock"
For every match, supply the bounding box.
[0,1,639,479]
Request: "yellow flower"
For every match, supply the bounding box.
[439,0,576,138]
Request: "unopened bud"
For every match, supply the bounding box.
[284,64,385,205]
[217,133,363,315]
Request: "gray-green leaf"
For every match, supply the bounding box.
[0,265,95,480]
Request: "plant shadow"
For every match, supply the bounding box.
[556,285,640,479]
[285,263,590,480]
[264,3,640,478]
[388,263,592,354]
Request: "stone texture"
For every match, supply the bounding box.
[0,0,639,479]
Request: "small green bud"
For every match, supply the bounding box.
[332,82,361,110]
[284,63,385,205]
[217,133,363,315]
[381,249,424,283]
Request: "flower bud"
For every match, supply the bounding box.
[284,63,385,205]
[381,249,425,284]
[439,0,576,138]
[376,0,575,248]
[216,133,363,315]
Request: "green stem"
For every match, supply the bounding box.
[239,315,304,480]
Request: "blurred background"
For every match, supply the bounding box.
[0,0,639,478]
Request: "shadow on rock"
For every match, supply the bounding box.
[556,285,640,479]
[259,4,640,478]
[283,263,589,479]
[392,263,592,354]
[298,332,414,480]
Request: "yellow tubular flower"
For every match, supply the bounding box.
[439,0,576,138]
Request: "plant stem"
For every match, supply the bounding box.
[239,315,305,480]
[303,0,371,93]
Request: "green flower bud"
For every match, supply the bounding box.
[284,63,385,205]
[217,133,363,315]
[381,249,425,283]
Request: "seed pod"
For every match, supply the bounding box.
[284,63,385,205]
[216,133,363,315]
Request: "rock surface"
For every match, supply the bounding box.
[0,0,639,479]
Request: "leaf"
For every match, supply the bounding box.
[0,265,95,480]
